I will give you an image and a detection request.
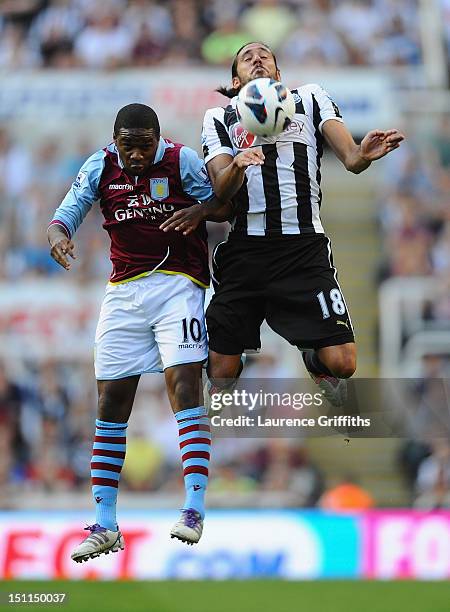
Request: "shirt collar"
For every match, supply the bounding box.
[153,136,166,164]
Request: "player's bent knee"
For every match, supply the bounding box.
[336,363,356,378]
[207,352,242,381]
[99,391,127,410]
[333,355,356,379]
[97,392,130,421]
[171,380,199,408]
[318,344,356,379]
[165,372,201,408]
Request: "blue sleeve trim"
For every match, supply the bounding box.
[50,149,105,237]
[179,146,214,203]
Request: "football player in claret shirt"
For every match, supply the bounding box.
[48,104,230,562]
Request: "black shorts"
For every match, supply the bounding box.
[206,234,355,355]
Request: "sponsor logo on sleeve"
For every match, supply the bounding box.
[197,165,210,184]
[74,170,87,188]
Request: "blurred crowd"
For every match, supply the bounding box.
[376,113,450,508]
[0,0,422,70]
[378,115,450,305]
[2,353,448,509]
[396,367,450,508]
[0,357,328,509]
[0,127,111,281]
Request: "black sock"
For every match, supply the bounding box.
[303,350,334,377]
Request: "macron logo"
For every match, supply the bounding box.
[109,184,134,191]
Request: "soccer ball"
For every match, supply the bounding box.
[236,78,296,137]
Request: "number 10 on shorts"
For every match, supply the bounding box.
[317,289,346,319]
[181,317,202,343]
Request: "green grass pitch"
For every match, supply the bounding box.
[1,580,449,612]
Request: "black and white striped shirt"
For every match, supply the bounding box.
[202,84,343,237]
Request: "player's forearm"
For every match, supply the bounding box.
[212,159,247,201]
[199,198,234,222]
[344,145,372,174]
[324,122,372,175]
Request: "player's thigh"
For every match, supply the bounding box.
[207,240,266,355]
[206,289,265,355]
[94,282,161,380]
[265,243,354,349]
[207,351,243,381]
[152,274,208,370]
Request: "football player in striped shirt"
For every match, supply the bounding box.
[162,42,404,407]
[48,104,230,562]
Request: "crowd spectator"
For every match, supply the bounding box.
[201,11,249,66]
[0,362,27,469]
[0,126,32,199]
[0,0,45,29]
[279,9,350,67]
[377,115,450,339]
[74,7,133,69]
[28,0,83,68]
[441,0,450,70]
[414,440,450,509]
[0,23,39,69]
[239,0,296,50]
[396,357,450,506]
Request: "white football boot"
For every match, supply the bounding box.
[170,509,203,545]
[71,524,124,563]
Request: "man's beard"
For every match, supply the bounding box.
[244,67,276,84]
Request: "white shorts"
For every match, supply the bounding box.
[94,273,207,380]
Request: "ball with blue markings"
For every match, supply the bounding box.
[236,78,295,137]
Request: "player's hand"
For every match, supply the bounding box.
[50,237,76,270]
[160,204,204,236]
[360,129,405,161]
[233,149,265,168]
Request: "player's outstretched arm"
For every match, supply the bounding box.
[47,151,102,269]
[323,120,405,174]
[48,224,76,270]
[160,197,234,236]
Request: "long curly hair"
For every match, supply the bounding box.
[216,42,279,99]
